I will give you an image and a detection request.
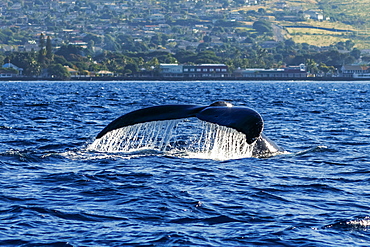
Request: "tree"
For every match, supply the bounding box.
[39,33,45,50]
[318,62,335,76]
[47,63,70,80]
[258,8,266,15]
[305,59,318,75]
[8,52,41,76]
[174,50,197,63]
[53,54,72,67]
[150,34,162,46]
[55,44,84,61]
[124,63,139,74]
[345,40,355,50]
[350,48,361,60]
[46,36,53,60]
[82,33,103,44]
[194,50,221,64]
[38,33,46,64]
[203,35,212,43]
[86,40,94,55]
[103,34,119,51]
[146,57,159,70]
[252,20,273,34]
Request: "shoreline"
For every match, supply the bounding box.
[0,76,367,82]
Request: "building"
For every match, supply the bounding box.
[2,63,23,75]
[19,40,38,52]
[159,64,229,78]
[234,64,307,78]
[0,69,18,78]
[96,70,114,77]
[304,10,324,21]
[183,64,229,78]
[341,65,370,78]
[64,66,79,77]
[160,64,184,77]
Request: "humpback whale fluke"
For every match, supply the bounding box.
[96,102,284,156]
[96,102,263,144]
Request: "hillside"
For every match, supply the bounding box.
[256,0,370,49]
[1,0,368,78]
[0,0,370,50]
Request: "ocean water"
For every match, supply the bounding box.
[0,81,369,246]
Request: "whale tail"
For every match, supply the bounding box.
[96,102,263,144]
[95,102,284,157]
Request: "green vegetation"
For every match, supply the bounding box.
[0,0,369,79]
[0,35,359,79]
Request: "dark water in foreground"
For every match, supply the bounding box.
[0,81,369,246]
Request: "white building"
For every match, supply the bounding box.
[304,10,324,21]
[234,64,307,78]
[159,64,184,77]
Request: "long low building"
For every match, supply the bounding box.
[160,63,307,78]
[183,64,229,78]
[341,65,370,78]
[234,64,307,78]
[160,64,230,78]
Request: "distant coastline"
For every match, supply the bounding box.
[0,76,368,82]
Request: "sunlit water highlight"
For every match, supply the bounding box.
[88,119,254,160]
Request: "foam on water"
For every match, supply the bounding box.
[88,119,255,160]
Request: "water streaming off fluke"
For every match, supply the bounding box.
[88,119,255,160]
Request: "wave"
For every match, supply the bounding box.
[2,204,127,223]
[0,149,44,163]
[294,145,337,155]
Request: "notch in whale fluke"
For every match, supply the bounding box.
[96,102,264,144]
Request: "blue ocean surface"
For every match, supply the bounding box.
[0,81,369,246]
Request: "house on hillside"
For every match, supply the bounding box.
[304,10,324,21]
[2,63,23,75]
[149,14,165,23]
[19,40,38,52]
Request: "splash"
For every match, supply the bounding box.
[324,216,370,231]
[185,121,254,160]
[88,119,255,160]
